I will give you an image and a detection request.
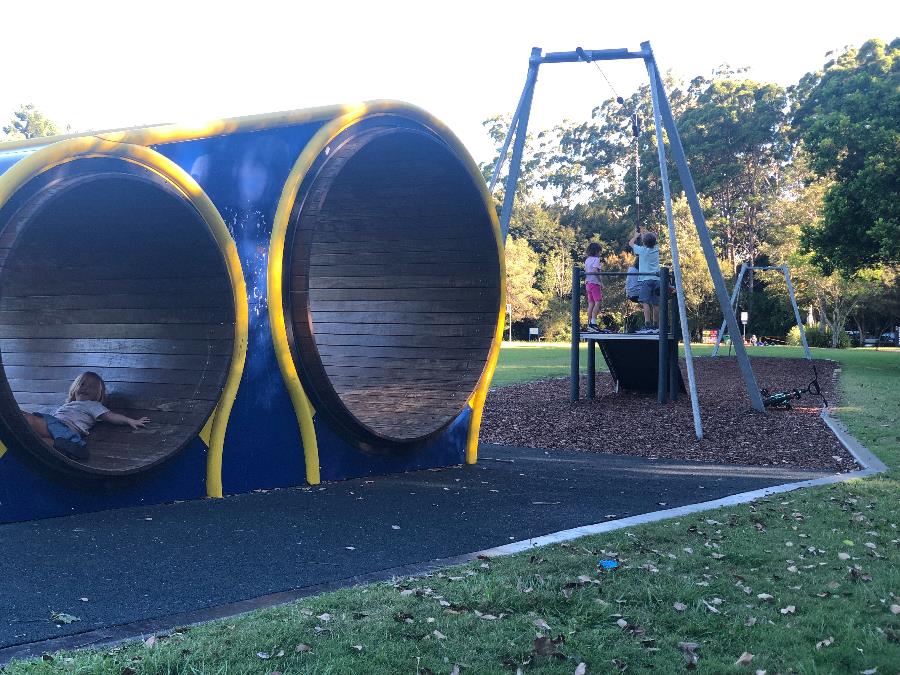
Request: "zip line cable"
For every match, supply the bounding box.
[576,47,641,232]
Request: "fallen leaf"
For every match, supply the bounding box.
[816,636,834,650]
[533,635,565,657]
[838,552,851,560]
[316,613,333,622]
[678,642,700,669]
[256,652,271,660]
[534,618,551,631]
[450,667,460,675]
[50,612,80,625]
[295,644,312,653]
[736,652,753,666]
[711,552,726,559]
[890,604,900,615]
[575,663,587,675]
[616,618,629,629]
[144,636,157,649]
[757,593,774,602]
[673,602,687,612]
[351,645,363,651]
[433,630,446,640]
[780,605,796,615]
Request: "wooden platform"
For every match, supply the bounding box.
[579,332,675,341]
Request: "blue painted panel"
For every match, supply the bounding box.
[0,437,208,523]
[316,408,470,482]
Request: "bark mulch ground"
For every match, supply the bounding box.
[482,356,857,473]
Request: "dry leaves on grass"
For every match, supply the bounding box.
[533,635,566,659]
[678,642,701,669]
[735,651,754,666]
[816,636,834,650]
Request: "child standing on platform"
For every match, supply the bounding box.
[629,227,661,333]
[584,242,603,332]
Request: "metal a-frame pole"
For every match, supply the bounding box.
[782,265,812,360]
[646,56,703,438]
[642,42,764,411]
[712,262,748,356]
[496,47,542,242]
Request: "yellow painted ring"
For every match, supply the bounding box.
[267,102,505,482]
[0,138,248,494]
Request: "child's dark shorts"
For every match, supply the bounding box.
[638,279,660,306]
[33,413,86,447]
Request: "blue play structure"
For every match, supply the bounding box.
[0,102,505,523]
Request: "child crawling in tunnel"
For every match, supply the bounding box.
[20,371,150,461]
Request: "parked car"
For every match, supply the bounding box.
[879,331,898,347]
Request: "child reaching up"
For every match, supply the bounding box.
[629,227,661,333]
[584,242,604,333]
[20,371,150,461]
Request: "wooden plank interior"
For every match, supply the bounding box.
[0,162,234,476]
[287,121,500,446]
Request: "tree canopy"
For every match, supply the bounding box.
[2,103,60,140]
[792,38,900,273]
[483,38,898,343]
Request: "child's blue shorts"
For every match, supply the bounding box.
[34,413,86,447]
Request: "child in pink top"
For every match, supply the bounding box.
[584,242,603,332]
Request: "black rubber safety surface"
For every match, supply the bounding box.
[0,445,826,655]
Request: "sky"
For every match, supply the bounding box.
[1,0,896,164]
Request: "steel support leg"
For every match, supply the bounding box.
[644,45,763,411]
[783,266,812,360]
[658,267,669,404]
[587,339,596,400]
[499,47,542,242]
[645,53,705,436]
[571,265,581,402]
[713,263,747,357]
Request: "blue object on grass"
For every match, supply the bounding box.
[598,559,619,570]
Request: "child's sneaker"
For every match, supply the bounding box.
[54,438,89,461]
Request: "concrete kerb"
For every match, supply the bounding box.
[473,408,886,558]
[0,408,885,665]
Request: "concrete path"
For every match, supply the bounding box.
[0,445,827,659]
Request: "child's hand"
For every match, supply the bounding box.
[129,417,150,430]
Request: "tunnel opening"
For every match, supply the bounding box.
[0,157,236,477]
[284,117,502,451]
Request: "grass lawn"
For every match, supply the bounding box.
[7,347,899,674]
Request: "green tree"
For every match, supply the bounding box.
[504,237,544,324]
[3,104,60,140]
[677,77,789,273]
[792,38,900,273]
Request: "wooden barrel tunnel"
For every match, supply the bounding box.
[0,155,237,477]
[283,116,503,450]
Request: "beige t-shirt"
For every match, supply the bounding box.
[54,400,110,435]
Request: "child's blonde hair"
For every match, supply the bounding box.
[67,372,107,404]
